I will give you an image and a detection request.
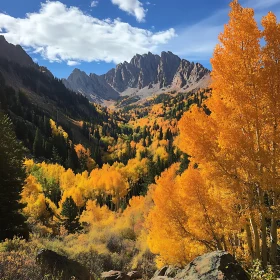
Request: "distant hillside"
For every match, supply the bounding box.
[0,35,114,169]
[62,51,210,103]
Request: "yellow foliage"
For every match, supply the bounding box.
[21,175,47,220]
[50,119,68,139]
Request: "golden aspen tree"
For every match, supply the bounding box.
[80,200,115,229]
[60,168,76,191]
[147,165,237,266]
[74,143,96,171]
[261,12,280,265]
[208,0,269,264]
[21,175,47,220]
[177,0,280,266]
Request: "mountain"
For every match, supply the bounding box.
[0,35,109,166]
[63,51,210,103]
[0,36,35,68]
[0,35,53,78]
[63,68,119,103]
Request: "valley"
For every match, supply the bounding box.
[1,1,280,280]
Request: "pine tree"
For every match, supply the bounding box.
[33,128,43,157]
[66,143,80,172]
[61,196,80,233]
[0,112,28,240]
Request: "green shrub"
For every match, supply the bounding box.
[250,259,277,280]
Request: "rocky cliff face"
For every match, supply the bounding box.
[62,69,118,102]
[172,60,209,89]
[63,51,211,103]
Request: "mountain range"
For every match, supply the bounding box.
[62,51,210,103]
[0,35,210,106]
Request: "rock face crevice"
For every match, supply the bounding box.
[63,51,210,103]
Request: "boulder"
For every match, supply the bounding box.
[152,251,248,280]
[36,249,93,280]
[101,270,130,280]
[127,271,142,279]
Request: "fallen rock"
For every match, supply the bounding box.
[36,249,93,280]
[101,270,130,280]
[127,271,142,279]
[152,251,248,280]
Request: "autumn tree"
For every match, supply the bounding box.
[0,112,28,240]
[149,0,280,267]
[147,164,237,266]
[260,12,280,265]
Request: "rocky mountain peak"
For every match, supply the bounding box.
[63,51,210,103]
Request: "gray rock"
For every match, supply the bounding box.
[164,266,182,278]
[62,68,119,102]
[152,251,248,280]
[153,266,169,277]
[101,270,130,280]
[36,249,93,280]
[157,51,181,88]
[63,51,210,103]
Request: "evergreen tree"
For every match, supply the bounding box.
[61,196,80,233]
[158,127,163,140]
[66,144,80,171]
[0,112,28,240]
[51,146,63,165]
[179,153,190,174]
[33,128,44,157]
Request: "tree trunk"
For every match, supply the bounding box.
[270,215,277,265]
[222,235,228,252]
[250,215,260,259]
[261,215,268,267]
[245,222,254,260]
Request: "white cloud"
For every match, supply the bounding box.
[90,1,99,7]
[67,60,81,66]
[111,0,146,22]
[0,1,175,64]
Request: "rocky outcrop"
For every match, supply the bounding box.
[157,51,181,88]
[63,51,210,103]
[101,270,130,280]
[36,249,93,280]
[101,271,142,280]
[62,68,119,102]
[152,251,248,280]
[172,60,209,90]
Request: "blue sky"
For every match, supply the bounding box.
[0,0,280,78]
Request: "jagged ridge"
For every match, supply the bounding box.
[63,51,210,103]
